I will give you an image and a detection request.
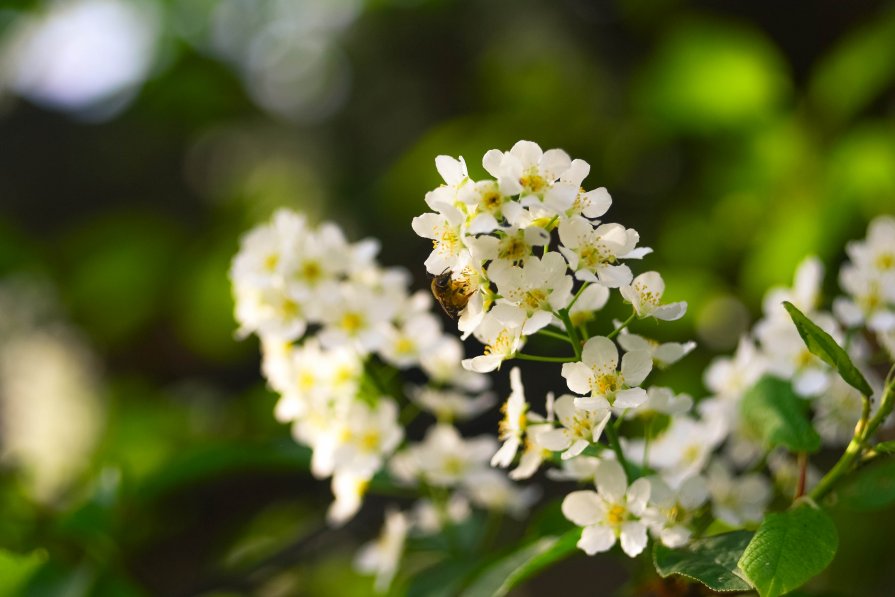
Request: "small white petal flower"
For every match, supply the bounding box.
[706,461,771,527]
[462,311,525,372]
[355,509,410,593]
[557,217,645,287]
[561,336,652,409]
[620,271,687,321]
[539,394,611,459]
[492,367,529,467]
[561,460,652,557]
[617,330,695,369]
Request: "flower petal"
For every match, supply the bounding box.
[578,525,616,556]
[562,490,602,527]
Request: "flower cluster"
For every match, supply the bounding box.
[690,217,895,499]
[231,209,535,590]
[413,141,712,556]
[412,140,683,373]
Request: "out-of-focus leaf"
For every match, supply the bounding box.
[407,558,481,597]
[637,18,789,132]
[0,549,47,595]
[809,7,895,123]
[783,301,873,396]
[873,441,895,454]
[837,458,895,511]
[460,529,580,597]
[173,240,246,363]
[739,503,838,597]
[741,375,821,453]
[653,531,753,592]
[135,439,311,501]
[61,212,183,345]
[826,125,895,214]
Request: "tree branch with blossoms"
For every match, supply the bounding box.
[231,141,895,596]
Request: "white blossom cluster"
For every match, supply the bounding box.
[412,140,685,373]
[691,216,895,514]
[412,141,711,557]
[231,209,536,591]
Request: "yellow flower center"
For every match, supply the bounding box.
[876,252,894,271]
[264,253,280,271]
[360,431,381,452]
[340,312,364,335]
[592,372,622,396]
[498,236,528,261]
[606,504,627,528]
[520,172,547,193]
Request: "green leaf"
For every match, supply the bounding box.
[837,457,895,511]
[460,529,580,597]
[873,441,895,454]
[653,531,754,592]
[741,376,821,453]
[739,503,838,597]
[0,549,47,595]
[782,301,873,397]
[407,558,481,597]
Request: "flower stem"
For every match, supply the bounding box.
[536,328,573,342]
[557,309,583,360]
[810,370,895,502]
[513,352,577,363]
[794,452,808,500]
[607,311,637,340]
[604,422,634,480]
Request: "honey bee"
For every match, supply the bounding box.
[430,269,474,319]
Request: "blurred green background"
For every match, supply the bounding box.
[1,0,894,595]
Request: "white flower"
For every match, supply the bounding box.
[318,284,396,353]
[814,375,865,445]
[459,179,523,230]
[411,495,471,533]
[233,283,311,341]
[567,185,612,220]
[510,420,555,480]
[645,416,724,486]
[643,475,708,547]
[379,312,442,368]
[355,509,410,593]
[488,252,574,335]
[464,469,540,517]
[392,424,496,488]
[706,461,771,527]
[539,394,611,459]
[561,460,651,557]
[411,196,472,276]
[492,367,529,467]
[761,256,825,321]
[565,284,610,329]
[230,209,307,290]
[482,140,579,214]
[617,331,695,369]
[332,399,404,478]
[561,336,652,409]
[462,311,525,373]
[845,215,895,278]
[547,455,603,482]
[418,335,489,392]
[703,337,767,399]
[328,470,370,526]
[466,225,549,266]
[557,217,646,287]
[629,386,693,418]
[409,386,495,422]
[754,313,839,396]
[620,271,687,321]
